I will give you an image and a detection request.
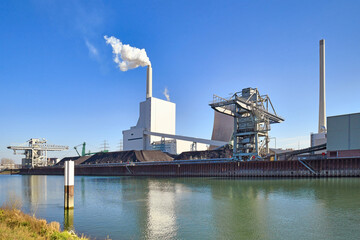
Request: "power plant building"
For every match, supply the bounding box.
[123,65,208,154]
[327,113,360,158]
[123,97,176,151]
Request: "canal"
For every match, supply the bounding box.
[0,175,359,240]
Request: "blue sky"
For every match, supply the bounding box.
[1,0,360,162]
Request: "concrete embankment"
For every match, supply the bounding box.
[19,157,360,177]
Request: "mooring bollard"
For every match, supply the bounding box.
[64,161,74,209]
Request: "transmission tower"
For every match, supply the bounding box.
[101,140,109,152]
[117,140,123,151]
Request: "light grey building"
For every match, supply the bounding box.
[327,112,360,158]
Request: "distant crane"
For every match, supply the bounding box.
[73,142,109,157]
[74,142,86,157]
[7,138,68,168]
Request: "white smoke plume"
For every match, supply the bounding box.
[104,35,150,71]
[163,87,170,101]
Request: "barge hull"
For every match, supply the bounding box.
[19,158,360,177]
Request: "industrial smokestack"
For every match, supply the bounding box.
[319,39,326,133]
[146,65,152,98]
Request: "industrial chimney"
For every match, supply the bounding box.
[318,39,326,133]
[146,65,152,99]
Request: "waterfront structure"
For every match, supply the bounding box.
[210,87,284,161]
[20,157,360,177]
[327,112,360,158]
[7,138,68,168]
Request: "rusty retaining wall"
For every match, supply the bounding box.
[19,158,360,177]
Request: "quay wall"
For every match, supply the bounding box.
[19,158,360,177]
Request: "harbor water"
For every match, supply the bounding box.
[0,175,359,240]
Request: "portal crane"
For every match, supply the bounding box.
[7,138,68,168]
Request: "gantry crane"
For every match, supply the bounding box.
[210,88,284,161]
[7,138,68,168]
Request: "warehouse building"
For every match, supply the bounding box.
[327,112,360,158]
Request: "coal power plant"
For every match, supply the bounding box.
[13,39,360,177]
[123,64,210,154]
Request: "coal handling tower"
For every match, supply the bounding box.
[210,88,284,161]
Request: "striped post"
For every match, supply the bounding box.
[64,161,74,209]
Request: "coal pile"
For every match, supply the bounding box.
[56,156,91,166]
[175,145,232,160]
[81,150,173,164]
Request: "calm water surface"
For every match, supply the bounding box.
[0,175,359,240]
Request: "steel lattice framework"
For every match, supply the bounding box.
[210,88,284,161]
[7,138,68,168]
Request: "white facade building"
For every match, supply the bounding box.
[123,96,208,154]
[123,97,175,151]
[123,65,211,154]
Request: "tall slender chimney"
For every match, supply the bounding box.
[319,39,326,133]
[146,65,152,99]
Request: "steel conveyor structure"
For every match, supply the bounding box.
[8,138,68,168]
[210,88,284,161]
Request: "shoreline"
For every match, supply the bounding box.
[0,206,89,240]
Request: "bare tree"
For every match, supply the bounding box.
[1,158,15,165]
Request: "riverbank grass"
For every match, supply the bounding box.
[0,169,20,175]
[0,206,88,240]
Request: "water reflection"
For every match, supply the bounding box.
[64,209,74,231]
[145,181,178,239]
[22,175,47,214]
[79,177,86,205]
[1,176,360,240]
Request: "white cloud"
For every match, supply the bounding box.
[85,39,98,57]
[163,87,170,101]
